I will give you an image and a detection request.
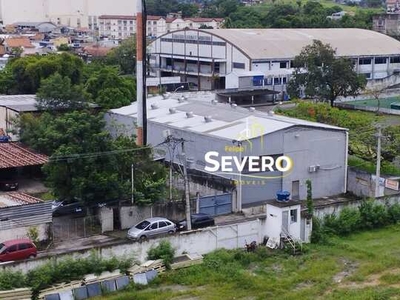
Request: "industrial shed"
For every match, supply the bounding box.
[149,28,400,97]
[0,192,52,241]
[105,93,348,211]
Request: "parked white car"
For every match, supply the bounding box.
[127,217,176,241]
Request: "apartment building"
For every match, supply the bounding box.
[98,15,224,39]
[98,15,166,39]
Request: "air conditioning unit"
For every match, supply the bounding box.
[308,165,317,173]
[163,129,171,138]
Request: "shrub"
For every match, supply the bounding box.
[335,208,361,235]
[0,270,26,290]
[359,200,389,229]
[388,203,400,223]
[147,240,175,270]
[27,226,39,244]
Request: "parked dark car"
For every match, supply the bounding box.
[0,239,37,262]
[0,180,19,191]
[52,200,86,217]
[177,213,215,231]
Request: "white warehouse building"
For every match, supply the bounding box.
[105,93,348,211]
[149,28,400,95]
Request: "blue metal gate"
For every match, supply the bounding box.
[198,193,232,216]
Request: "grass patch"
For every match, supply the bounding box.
[96,224,400,299]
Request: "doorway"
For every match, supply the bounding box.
[282,211,289,233]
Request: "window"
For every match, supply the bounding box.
[233,62,245,69]
[135,220,150,229]
[130,21,133,25]
[130,27,133,31]
[118,20,122,25]
[290,209,297,223]
[359,58,372,65]
[375,57,387,64]
[283,77,287,84]
[159,221,168,228]
[391,56,400,64]
[19,243,32,250]
[7,245,17,252]
[280,61,287,69]
[153,21,157,25]
[149,223,158,230]
[274,77,282,85]
[362,73,371,79]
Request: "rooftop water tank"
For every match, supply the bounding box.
[276,191,290,202]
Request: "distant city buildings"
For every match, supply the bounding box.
[98,14,224,39]
[0,0,137,29]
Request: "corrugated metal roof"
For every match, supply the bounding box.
[198,28,400,59]
[0,142,48,169]
[0,200,52,230]
[0,94,38,112]
[109,93,346,141]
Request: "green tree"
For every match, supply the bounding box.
[0,53,83,94]
[36,73,89,110]
[85,67,136,109]
[287,40,366,106]
[106,37,136,75]
[57,44,71,51]
[18,111,166,205]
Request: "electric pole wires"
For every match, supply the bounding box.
[160,135,192,231]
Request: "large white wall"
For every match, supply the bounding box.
[0,0,137,27]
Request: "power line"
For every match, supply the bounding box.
[48,146,152,162]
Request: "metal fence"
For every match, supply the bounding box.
[52,216,102,242]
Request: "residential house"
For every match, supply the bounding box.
[373,14,400,37]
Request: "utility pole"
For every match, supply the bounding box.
[169,165,173,201]
[136,0,146,146]
[375,125,382,198]
[181,140,192,231]
[131,164,135,205]
[232,140,243,212]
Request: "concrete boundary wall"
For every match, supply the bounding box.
[0,219,265,274]
[314,194,400,218]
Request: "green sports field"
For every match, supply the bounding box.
[346,97,400,109]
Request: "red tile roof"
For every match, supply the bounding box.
[84,45,114,57]
[98,15,163,21]
[0,142,48,169]
[5,37,34,48]
[4,192,42,205]
[185,18,224,22]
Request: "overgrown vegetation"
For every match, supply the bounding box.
[98,225,400,299]
[0,252,134,298]
[17,111,166,205]
[313,199,400,241]
[277,102,400,175]
[147,241,175,270]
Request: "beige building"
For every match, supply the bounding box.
[98,15,166,39]
[98,15,224,39]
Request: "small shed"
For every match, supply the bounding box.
[265,199,312,247]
